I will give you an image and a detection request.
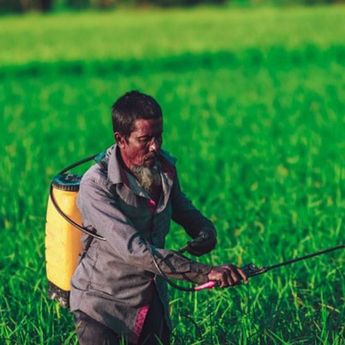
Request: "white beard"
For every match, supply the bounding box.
[131,163,161,194]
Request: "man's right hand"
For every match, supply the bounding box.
[207,264,248,288]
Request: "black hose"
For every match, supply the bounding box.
[49,183,105,240]
[49,153,105,240]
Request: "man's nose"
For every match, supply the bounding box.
[148,138,160,152]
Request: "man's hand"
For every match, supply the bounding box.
[187,229,216,256]
[207,265,248,288]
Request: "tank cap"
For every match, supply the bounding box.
[52,173,82,192]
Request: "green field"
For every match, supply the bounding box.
[1,5,345,344]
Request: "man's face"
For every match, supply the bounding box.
[116,118,163,169]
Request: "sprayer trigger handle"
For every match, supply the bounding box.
[241,263,267,277]
[194,281,217,291]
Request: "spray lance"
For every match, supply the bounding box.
[148,228,344,292]
[190,243,345,291]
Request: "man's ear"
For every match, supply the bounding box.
[115,132,126,149]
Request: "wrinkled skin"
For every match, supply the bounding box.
[115,118,163,169]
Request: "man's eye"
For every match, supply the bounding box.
[139,137,149,143]
[138,135,162,145]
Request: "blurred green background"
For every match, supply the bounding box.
[1,0,345,12]
[1,0,344,344]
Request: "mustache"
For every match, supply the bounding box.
[145,153,158,160]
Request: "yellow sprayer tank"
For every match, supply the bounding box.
[45,173,83,307]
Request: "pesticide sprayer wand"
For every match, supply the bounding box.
[263,244,345,273]
[195,244,345,291]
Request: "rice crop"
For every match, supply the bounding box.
[0,5,344,344]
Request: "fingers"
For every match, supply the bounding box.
[225,267,235,287]
[212,265,248,288]
[220,267,233,288]
[226,265,243,286]
[237,267,249,284]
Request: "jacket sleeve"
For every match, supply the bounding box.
[171,172,217,248]
[77,177,211,284]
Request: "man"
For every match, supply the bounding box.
[70,91,248,345]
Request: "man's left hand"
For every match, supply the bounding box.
[187,229,216,256]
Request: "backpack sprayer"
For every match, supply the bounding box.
[45,155,345,306]
[45,154,104,307]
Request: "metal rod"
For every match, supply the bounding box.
[265,244,345,272]
[195,244,344,291]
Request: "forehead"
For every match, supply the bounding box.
[131,118,163,136]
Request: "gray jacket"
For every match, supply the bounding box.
[70,145,216,343]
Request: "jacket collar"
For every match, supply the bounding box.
[107,145,129,186]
